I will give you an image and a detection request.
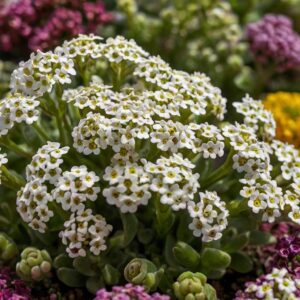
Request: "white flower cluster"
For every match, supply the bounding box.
[53,165,100,213]
[0,149,8,184]
[103,161,151,213]
[271,140,300,225]
[145,154,200,211]
[11,51,76,97]
[244,268,300,299]
[187,191,229,242]
[0,94,39,136]
[17,142,68,232]
[60,209,112,258]
[26,142,69,184]
[233,94,276,141]
[17,143,111,256]
[231,95,300,224]
[10,34,300,253]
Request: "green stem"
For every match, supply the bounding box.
[200,149,234,190]
[1,166,25,190]
[0,137,33,159]
[32,122,51,142]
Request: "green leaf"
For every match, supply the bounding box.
[121,213,138,247]
[102,264,120,285]
[176,213,194,243]
[164,235,179,268]
[73,256,97,277]
[173,241,201,269]
[222,232,250,253]
[230,252,253,273]
[155,199,175,237]
[205,269,226,279]
[201,248,231,270]
[249,230,276,246]
[53,254,73,269]
[57,267,86,287]
[203,283,217,300]
[86,276,104,294]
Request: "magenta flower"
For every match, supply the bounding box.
[0,267,31,300]
[94,284,170,300]
[0,0,112,57]
[246,14,300,72]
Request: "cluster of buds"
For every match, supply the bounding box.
[117,0,247,90]
[16,247,52,281]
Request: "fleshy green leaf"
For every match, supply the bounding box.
[57,267,86,287]
[86,276,104,294]
[249,230,276,246]
[102,264,120,285]
[121,213,138,247]
[73,256,97,277]
[201,248,231,270]
[230,252,253,273]
[53,254,73,269]
[173,241,201,269]
[222,232,250,253]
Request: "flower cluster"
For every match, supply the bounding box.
[188,191,228,242]
[60,209,112,258]
[1,34,300,266]
[235,268,300,299]
[246,14,300,72]
[264,92,300,147]
[94,284,170,300]
[0,0,112,56]
[0,94,39,136]
[0,267,31,300]
[256,223,300,276]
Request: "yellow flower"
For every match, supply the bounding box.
[264,92,300,147]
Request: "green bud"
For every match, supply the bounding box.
[16,247,52,281]
[0,233,17,261]
[173,271,217,300]
[173,241,201,268]
[124,258,159,291]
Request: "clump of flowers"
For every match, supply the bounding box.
[246,14,300,72]
[235,268,300,299]
[2,34,300,295]
[0,267,31,300]
[0,0,112,57]
[95,284,170,300]
[264,92,300,147]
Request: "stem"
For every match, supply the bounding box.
[1,166,25,190]
[200,149,234,190]
[0,137,33,158]
[32,122,51,142]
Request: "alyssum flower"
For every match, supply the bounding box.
[1,34,300,295]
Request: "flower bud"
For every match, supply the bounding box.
[173,272,217,300]
[124,258,159,291]
[16,247,52,281]
[0,233,17,261]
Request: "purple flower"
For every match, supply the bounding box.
[94,284,170,300]
[246,14,300,72]
[0,267,31,300]
[0,0,113,57]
